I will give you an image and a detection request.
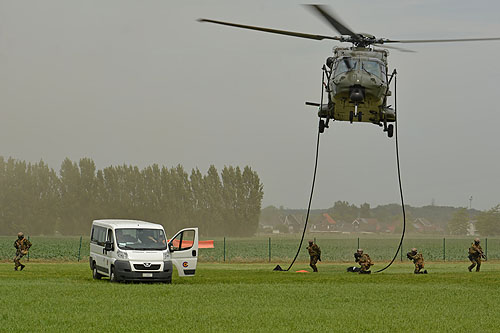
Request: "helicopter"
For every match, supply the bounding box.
[199,5,500,138]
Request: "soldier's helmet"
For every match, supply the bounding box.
[474,238,480,244]
[17,232,24,239]
[411,248,417,253]
[357,248,363,254]
[308,240,313,245]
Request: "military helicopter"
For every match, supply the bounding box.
[199,5,500,137]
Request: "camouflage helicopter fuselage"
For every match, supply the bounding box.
[320,47,395,126]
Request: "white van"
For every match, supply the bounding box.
[89,219,198,283]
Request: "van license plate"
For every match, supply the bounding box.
[142,273,153,278]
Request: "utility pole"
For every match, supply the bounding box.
[468,195,474,236]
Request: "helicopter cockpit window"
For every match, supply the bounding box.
[334,58,357,76]
[362,60,383,78]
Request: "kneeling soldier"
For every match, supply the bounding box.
[356,249,373,274]
[407,248,427,274]
[468,238,485,272]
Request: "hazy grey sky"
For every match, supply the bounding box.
[1,0,499,210]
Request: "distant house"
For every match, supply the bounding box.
[352,218,380,233]
[282,215,303,233]
[311,213,337,232]
[412,218,441,233]
[260,224,274,234]
[467,220,477,236]
[385,223,397,233]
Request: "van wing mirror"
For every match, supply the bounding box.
[168,242,174,252]
[104,241,113,251]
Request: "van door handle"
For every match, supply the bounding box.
[192,250,196,257]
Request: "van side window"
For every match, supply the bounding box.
[91,225,107,246]
[170,230,195,251]
[107,229,114,243]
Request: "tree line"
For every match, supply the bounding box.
[0,156,264,237]
[448,205,500,236]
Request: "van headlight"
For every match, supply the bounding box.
[117,250,128,260]
[163,251,170,260]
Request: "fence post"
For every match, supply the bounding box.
[268,237,271,263]
[223,237,226,262]
[357,237,359,249]
[443,238,446,261]
[78,236,82,262]
[27,236,30,261]
[485,238,488,261]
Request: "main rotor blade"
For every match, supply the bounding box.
[305,4,360,42]
[384,37,500,44]
[198,18,342,41]
[373,44,416,53]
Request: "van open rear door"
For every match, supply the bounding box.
[168,228,198,277]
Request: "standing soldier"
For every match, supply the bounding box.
[407,248,428,274]
[356,248,373,274]
[468,238,485,272]
[306,240,321,272]
[14,232,32,271]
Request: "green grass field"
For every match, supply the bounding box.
[1,261,499,332]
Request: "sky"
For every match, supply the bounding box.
[1,0,499,210]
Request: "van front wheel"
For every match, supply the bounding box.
[92,265,102,280]
[109,266,118,283]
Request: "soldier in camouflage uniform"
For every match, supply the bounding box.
[14,232,32,271]
[306,240,321,272]
[356,249,373,274]
[468,238,485,272]
[407,248,428,274]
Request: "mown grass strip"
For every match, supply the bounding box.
[0,262,499,332]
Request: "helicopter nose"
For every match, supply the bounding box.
[349,86,365,103]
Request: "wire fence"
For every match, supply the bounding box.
[201,237,500,263]
[1,236,498,262]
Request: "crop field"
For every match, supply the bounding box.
[1,235,499,262]
[1,261,500,332]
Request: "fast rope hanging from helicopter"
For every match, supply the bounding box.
[282,67,405,273]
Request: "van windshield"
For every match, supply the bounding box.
[115,228,167,250]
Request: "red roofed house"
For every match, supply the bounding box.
[311,213,337,232]
[352,218,380,233]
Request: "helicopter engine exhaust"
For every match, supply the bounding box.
[349,85,365,103]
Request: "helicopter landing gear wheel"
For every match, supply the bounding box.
[349,111,354,123]
[387,124,394,138]
[319,119,325,134]
[357,111,362,122]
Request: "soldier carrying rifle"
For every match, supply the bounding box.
[468,238,485,272]
[14,232,32,271]
[306,240,321,272]
[407,248,428,274]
